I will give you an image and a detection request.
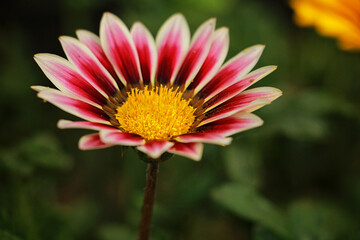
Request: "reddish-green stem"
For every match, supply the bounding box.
[138,161,159,240]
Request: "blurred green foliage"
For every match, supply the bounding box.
[1,0,360,239]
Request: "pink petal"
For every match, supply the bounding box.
[168,142,203,161]
[137,141,174,159]
[237,87,282,112]
[197,112,263,137]
[100,130,145,146]
[37,89,109,124]
[59,36,119,96]
[204,66,277,111]
[200,87,282,126]
[131,22,157,86]
[200,99,269,126]
[176,132,232,145]
[173,18,215,88]
[57,119,116,131]
[197,45,265,101]
[34,54,106,107]
[187,27,229,92]
[76,29,123,88]
[79,133,112,150]
[100,12,142,85]
[155,14,190,85]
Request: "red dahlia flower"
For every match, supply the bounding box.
[33,12,281,161]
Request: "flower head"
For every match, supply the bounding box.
[33,12,281,161]
[290,0,360,51]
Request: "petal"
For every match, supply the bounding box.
[155,14,190,85]
[31,85,50,92]
[187,27,229,93]
[200,87,282,126]
[76,29,123,88]
[137,141,174,159]
[100,12,142,85]
[34,54,107,106]
[204,66,277,111]
[236,87,282,112]
[59,36,119,96]
[37,89,109,124]
[79,133,112,150]
[176,132,232,145]
[168,142,203,161]
[173,18,215,88]
[196,112,263,137]
[131,22,157,86]
[200,99,270,126]
[57,119,116,131]
[197,45,265,101]
[100,130,145,146]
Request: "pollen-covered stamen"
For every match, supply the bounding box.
[115,85,196,141]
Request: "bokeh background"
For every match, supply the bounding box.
[1,0,360,239]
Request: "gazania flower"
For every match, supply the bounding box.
[290,0,360,51]
[33,12,281,161]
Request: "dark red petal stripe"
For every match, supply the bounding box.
[76,30,124,89]
[187,28,229,91]
[60,37,118,96]
[204,67,273,110]
[35,54,107,106]
[38,90,109,123]
[202,92,270,124]
[197,46,264,100]
[132,23,156,85]
[156,14,189,85]
[196,114,262,137]
[173,19,215,87]
[101,13,142,85]
[156,41,180,84]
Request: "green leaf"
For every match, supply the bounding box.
[20,133,72,170]
[98,224,136,240]
[287,200,358,240]
[0,150,34,176]
[224,144,261,186]
[253,225,285,240]
[54,201,98,240]
[0,132,73,176]
[0,230,23,240]
[212,183,289,238]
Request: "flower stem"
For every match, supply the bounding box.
[138,161,159,240]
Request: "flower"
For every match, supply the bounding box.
[33,12,281,161]
[290,0,360,51]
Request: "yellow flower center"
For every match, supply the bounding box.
[115,85,195,141]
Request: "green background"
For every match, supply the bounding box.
[1,0,360,239]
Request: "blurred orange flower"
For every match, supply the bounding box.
[290,0,360,51]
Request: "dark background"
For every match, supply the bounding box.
[1,0,360,239]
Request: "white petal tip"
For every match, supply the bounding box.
[171,13,185,19]
[205,18,217,26]
[246,44,265,53]
[57,119,70,129]
[33,53,47,62]
[58,35,77,45]
[31,85,49,92]
[102,12,119,22]
[221,138,233,146]
[76,29,99,39]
